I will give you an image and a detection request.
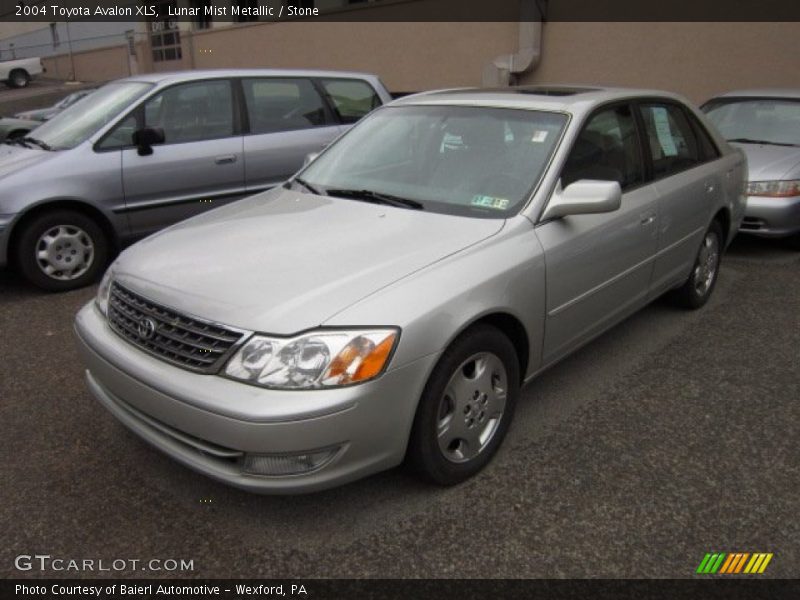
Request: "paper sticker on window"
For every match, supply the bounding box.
[531,130,549,143]
[651,107,678,157]
[471,195,509,210]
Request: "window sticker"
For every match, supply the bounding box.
[531,130,549,143]
[471,195,510,210]
[651,107,678,157]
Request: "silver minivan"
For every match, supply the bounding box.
[0,69,391,290]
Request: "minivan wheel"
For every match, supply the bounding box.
[9,69,30,88]
[16,210,109,291]
[670,220,723,309]
[407,324,520,485]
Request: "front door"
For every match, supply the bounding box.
[537,103,659,365]
[119,79,246,238]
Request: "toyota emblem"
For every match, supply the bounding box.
[137,317,157,340]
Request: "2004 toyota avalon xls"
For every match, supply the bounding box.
[75,86,746,493]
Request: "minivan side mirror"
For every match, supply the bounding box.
[132,127,165,156]
[541,179,622,221]
[303,151,320,167]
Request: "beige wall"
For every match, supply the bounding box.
[523,22,799,104]
[34,21,799,102]
[188,21,518,91]
[42,44,134,82]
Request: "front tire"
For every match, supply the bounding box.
[407,324,520,485]
[16,210,109,292]
[670,220,723,309]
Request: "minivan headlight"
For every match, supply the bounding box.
[95,268,114,316]
[225,329,399,389]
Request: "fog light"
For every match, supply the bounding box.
[242,447,340,476]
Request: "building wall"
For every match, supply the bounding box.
[523,22,799,104]
[19,19,800,102]
[187,21,518,91]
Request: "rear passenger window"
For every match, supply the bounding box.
[561,104,644,190]
[639,103,702,178]
[686,111,720,162]
[242,78,328,134]
[319,79,381,124]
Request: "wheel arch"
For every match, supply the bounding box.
[8,199,119,266]
[712,206,732,247]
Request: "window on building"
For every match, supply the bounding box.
[49,23,60,48]
[150,0,182,62]
[191,0,212,29]
[319,79,381,124]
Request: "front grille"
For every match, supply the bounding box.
[107,282,247,373]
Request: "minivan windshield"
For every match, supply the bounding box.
[27,82,153,150]
[298,105,568,218]
[703,98,800,147]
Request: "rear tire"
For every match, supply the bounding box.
[15,210,109,292]
[406,324,520,486]
[669,220,723,309]
[8,69,30,89]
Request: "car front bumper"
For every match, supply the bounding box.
[739,195,800,238]
[74,302,438,494]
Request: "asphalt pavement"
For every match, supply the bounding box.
[0,234,797,579]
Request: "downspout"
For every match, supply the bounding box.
[482,0,544,87]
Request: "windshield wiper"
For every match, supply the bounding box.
[291,177,323,196]
[728,138,798,147]
[325,188,424,210]
[22,137,52,151]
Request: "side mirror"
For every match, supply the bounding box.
[541,179,622,221]
[132,127,165,156]
[303,151,320,167]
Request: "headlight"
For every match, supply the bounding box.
[95,267,114,316]
[225,329,399,389]
[746,180,800,198]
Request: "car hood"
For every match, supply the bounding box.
[114,187,505,334]
[732,142,800,180]
[0,144,54,178]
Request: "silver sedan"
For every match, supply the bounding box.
[74,86,746,493]
[703,89,800,246]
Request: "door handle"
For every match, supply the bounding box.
[640,215,655,226]
[705,181,716,194]
[215,155,237,165]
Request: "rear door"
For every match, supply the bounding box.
[537,102,660,364]
[118,78,246,238]
[240,77,341,193]
[636,101,723,296]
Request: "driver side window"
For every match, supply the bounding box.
[562,104,644,190]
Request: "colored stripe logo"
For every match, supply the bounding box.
[696,552,773,574]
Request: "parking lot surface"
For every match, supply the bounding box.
[0,234,797,578]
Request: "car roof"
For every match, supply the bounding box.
[391,85,693,116]
[120,68,381,86]
[709,88,800,100]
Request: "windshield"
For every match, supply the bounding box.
[29,82,152,150]
[299,105,568,218]
[703,98,800,146]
